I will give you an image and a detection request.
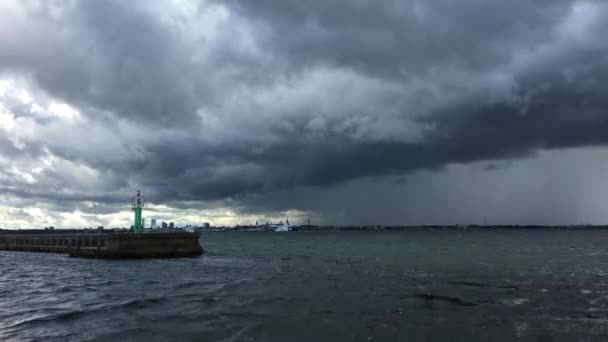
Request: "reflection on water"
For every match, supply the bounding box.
[2,230,608,341]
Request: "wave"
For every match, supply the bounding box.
[117,297,167,309]
[2,309,87,330]
[172,280,217,290]
[2,296,170,331]
[408,293,479,306]
[448,281,519,290]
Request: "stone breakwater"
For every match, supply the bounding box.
[0,232,203,259]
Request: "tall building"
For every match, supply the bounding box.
[162,221,168,229]
[151,219,157,229]
[169,222,174,229]
[203,222,210,229]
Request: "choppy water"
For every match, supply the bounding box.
[2,230,608,341]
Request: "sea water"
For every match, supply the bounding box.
[2,229,608,341]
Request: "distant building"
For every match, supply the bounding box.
[203,222,210,229]
[161,222,168,229]
[151,219,157,229]
[169,222,174,229]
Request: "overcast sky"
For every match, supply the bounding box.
[1,0,608,228]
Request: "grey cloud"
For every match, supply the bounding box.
[220,0,576,77]
[7,208,34,220]
[0,1,203,126]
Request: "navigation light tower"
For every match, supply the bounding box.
[132,190,144,234]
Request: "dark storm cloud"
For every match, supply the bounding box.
[1,0,608,219]
[221,0,574,76]
[0,185,126,205]
[0,0,203,126]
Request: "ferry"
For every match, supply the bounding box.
[271,220,292,232]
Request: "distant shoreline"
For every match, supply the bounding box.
[210,224,608,232]
[2,225,608,234]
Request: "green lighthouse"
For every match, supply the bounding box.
[132,190,144,233]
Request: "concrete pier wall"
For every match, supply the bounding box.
[0,232,203,259]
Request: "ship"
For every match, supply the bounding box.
[271,219,292,232]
